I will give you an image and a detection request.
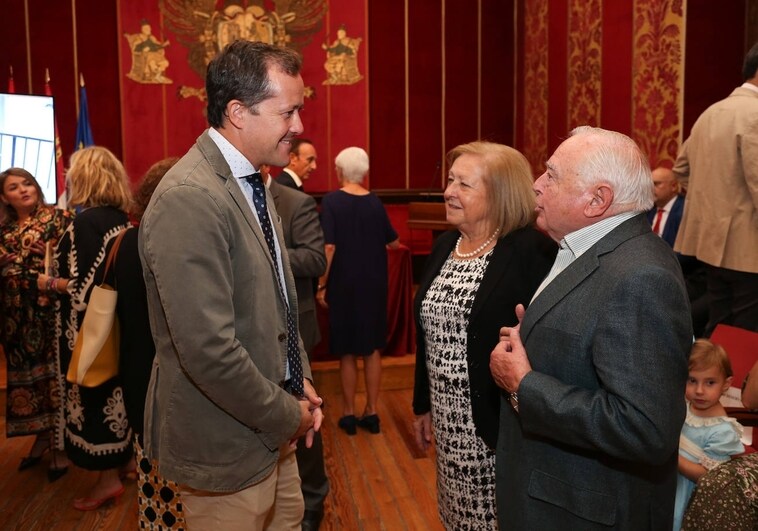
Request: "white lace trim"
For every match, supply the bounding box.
[684,402,744,437]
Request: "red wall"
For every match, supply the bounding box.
[0,0,752,191]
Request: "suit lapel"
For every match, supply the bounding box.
[196,131,274,268]
[521,214,650,341]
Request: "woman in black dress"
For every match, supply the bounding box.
[37,146,134,510]
[317,147,399,435]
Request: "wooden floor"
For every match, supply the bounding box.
[0,358,443,531]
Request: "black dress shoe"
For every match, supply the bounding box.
[302,509,324,531]
[47,466,68,482]
[338,415,357,435]
[357,414,380,434]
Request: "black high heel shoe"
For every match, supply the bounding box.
[18,436,50,471]
[357,414,380,434]
[338,415,358,435]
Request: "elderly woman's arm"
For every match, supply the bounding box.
[316,244,335,309]
[387,238,400,249]
[743,361,758,409]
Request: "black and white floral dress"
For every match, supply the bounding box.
[420,250,497,530]
[54,206,133,469]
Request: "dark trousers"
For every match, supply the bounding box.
[704,265,758,337]
[296,427,329,513]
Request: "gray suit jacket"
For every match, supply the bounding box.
[139,130,312,492]
[496,214,692,530]
[269,179,326,354]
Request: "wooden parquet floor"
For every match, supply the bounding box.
[0,377,442,530]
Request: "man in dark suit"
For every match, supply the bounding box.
[490,126,692,530]
[648,166,708,335]
[262,164,329,530]
[648,166,684,246]
[276,138,317,191]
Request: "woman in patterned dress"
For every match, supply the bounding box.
[0,168,73,479]
[37,147,134,510]
[412,142,557,529]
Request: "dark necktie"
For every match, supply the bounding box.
[243,172,304,397]
[652,208,664,235]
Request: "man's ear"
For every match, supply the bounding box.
[288,151,298,165]
[584,184,614,218]
[225,100,247,130]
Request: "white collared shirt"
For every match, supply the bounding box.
[207,128,293,377]
[652,194,677,236]
[282,167,303,188]
[532,211,640,301]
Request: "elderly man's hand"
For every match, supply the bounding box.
[490,304,532,393]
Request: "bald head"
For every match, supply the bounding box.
[651,167,679,208]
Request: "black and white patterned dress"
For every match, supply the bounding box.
[54,206,133,469]
[420,250,497,529]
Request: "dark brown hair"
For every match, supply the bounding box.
[0,167,46,220]
[131,157,180,221]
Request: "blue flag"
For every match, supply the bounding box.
[74,82,94,151]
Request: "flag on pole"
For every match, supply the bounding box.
[8,65,15,93]
[75,74,94,151]
[44,69,66,205]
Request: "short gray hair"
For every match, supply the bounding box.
[569,126,654,212]
[335,147,369,183]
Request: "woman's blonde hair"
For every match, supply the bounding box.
[689,339,733,379]
[66,146,132,210]
[447,141,536,236]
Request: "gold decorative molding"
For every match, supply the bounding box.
[522,0,549,175]
[632,0,684,167]
[568,0,602,129]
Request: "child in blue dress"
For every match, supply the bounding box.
[674,339,744,530]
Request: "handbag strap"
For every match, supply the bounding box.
[101,228,128,286]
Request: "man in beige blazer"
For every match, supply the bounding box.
[673,41,758,335]
[139,41,323,529]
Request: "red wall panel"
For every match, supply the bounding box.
[76,0,122,163]
[682,0,746,137]
[444,0,479,160]
[547,0,569,156]
[0,0,31,94]
[601,0,633,136]
[368,0,407,190]
[407,0,443,190]
[481,0,516,147]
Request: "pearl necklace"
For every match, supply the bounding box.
[454,230,499,258]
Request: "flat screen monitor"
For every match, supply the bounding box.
[0,92,58,204]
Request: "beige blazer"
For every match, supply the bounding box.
[673,86,758,273]
[139,130,311,492]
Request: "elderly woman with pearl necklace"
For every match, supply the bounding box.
[411,141,558,529]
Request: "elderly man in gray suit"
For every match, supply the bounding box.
[139,41,323,529]
[490,126,692,530]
